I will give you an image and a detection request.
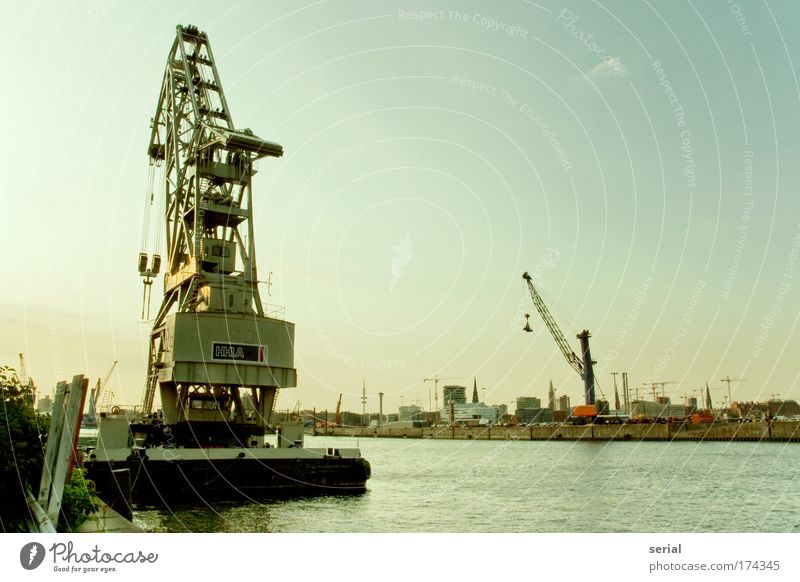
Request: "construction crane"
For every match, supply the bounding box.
[137,25,295,449]
[522,272,596,415]
[92,360,119,416]
[720,376,746,408]
[423,375,466,413]
[17,353,36,406]
[333,393,343,427]
[641,381,685,402]
[289,400,302,421]
[17,353,29,386]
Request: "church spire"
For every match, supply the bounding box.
[472,376,479,403]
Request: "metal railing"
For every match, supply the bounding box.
[263,303,286,320]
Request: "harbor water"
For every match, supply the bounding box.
[133,435,800,533]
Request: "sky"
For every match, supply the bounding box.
[2,0,799,415]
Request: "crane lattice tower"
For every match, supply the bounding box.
[139,25,297,446]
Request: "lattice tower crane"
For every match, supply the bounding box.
[18,352,35,406]
[138,25,297,447]
[94,360,119,414]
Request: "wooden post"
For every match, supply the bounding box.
[26,489,57,533]
[66,377,89,481]
[47,375,86,521]
[38,381,67,507]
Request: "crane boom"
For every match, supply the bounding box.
[95,360,119,414]
[334,393,343,426]
[522,272,583,375]
[522,272,596,406]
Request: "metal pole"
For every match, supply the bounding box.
[378,393,384,427]
[622,372,629,413]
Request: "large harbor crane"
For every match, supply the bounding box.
[138,24,296,446]
[82,25,370,506]
[522,271,597,411]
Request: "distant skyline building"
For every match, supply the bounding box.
[548,381,555,410]
[557,394,571,412]
[516,396,541,410]
[516,407,554,425]
[629,400,685,419]
[443,402,497,425]
[515,395,553,425]
[36,394,53,414]
[768,399,800,418]
[729,399,800,420]
[686,397,698,413]
[399,404,424,421]
[472,376,479,403]
[443,385,467,406]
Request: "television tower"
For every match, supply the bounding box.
[361,378,367,417]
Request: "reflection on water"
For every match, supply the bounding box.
[133,435,800,533]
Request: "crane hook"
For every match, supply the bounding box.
[523,313,533,333]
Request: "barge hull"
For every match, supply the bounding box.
[86,455,371,508]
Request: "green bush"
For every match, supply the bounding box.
[1,366,100,532]
[0,366,45,532]
[58,468,100,532]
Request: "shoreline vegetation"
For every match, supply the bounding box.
[1,365,98,533]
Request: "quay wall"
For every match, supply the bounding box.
[317,421,800,443]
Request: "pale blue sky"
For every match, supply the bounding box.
[2,0,799,413]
